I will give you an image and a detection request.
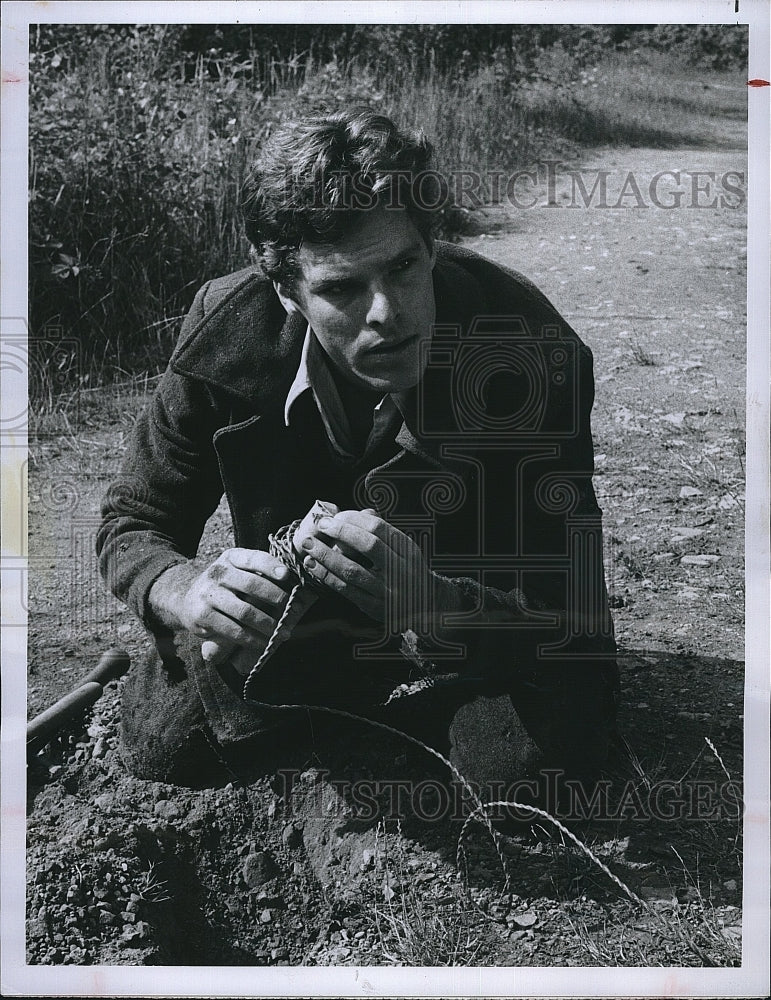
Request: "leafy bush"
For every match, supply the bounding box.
[29,26,257,376]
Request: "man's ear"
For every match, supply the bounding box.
[273,280,302,316]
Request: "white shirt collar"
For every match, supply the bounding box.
[284,327,405,460]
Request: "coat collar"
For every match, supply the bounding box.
[169,244,489,415]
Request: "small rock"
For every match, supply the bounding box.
[681,554,720,567]
[243,851,278,888]
[153,799,181,821]
[723,879,738,891]
[98,911,116,927]
[679,486,704,499]
[149,783,167,802]
[27,918,48,940]
[361,849,375,870]
[120,921,151,948]
[511,910,538,929]
[282,823,302,848]
[260,909,272,923]
[92,738,106,760]
[671,526,703,540]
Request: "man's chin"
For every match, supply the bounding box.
[359,351,429,393]
[360,367,425,393]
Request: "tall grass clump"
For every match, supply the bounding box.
[29,26,257,383]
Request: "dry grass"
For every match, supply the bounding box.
[370,822,483,966]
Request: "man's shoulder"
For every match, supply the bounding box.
[197,265,270,313]
[436,240,554,310]
[434,241,576,334]
[169,265,304,403]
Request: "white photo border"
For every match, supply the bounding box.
[2,1,768,996]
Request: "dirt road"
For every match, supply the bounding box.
[461,143,747,662]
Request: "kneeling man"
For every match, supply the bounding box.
[97,109,618,797]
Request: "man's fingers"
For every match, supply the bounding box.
[226,566,291,609]
[224,548,293,585]
[201,638,236,665]
[207,593,277,641]
[322,510,413,557]
[302,554,382,619]
[302,541,380,597]
[312,519,390,567]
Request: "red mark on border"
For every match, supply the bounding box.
[2,73,23,84]
[747,79,770,87]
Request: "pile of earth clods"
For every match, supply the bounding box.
[26,677,506,967]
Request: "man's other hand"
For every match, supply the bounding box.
[297,508,462,629]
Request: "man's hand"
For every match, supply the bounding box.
[297,508,463,629]
[149,549,294,653]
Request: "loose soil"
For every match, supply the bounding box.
[23,130,747,968]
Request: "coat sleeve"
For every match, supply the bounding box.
[95,284,227,626]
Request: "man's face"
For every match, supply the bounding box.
[274,207,436,393]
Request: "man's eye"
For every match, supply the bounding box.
[393,257,416,274]
[325,282,352,296]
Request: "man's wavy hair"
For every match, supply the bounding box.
[241,109,446,289]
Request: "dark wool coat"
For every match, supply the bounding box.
[97,242,618,784]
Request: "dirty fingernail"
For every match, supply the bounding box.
[318,517,332,530]
[304,556,316,570]
[273,564,289,579]
[302,538,314,550]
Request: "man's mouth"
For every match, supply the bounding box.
[370,333,420,355]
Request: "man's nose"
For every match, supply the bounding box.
[366,285,399,330]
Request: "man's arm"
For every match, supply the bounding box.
[96,273,293,654]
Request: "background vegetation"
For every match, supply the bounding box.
[28,24,747,392]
